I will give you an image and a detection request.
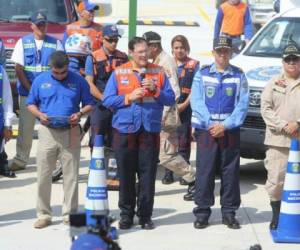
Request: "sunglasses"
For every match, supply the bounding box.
[284,56,300,64]
[52,69,68,75]
[104,37,119,44]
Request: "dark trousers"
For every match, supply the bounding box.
[177,121,192,163]
[193,129,241,219]
[89,105,112,148]
[113,127,160,219]
[0,137,8,170]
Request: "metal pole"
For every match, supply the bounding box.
[128,0,137,40]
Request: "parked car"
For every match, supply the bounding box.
[231,7,300,159]
[0,0,78,112]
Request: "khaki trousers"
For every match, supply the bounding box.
[159,129,195,183]
[264,146,289,201]
[12,96,36,167]
[36,125,81,221]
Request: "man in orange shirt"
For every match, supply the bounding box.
[63,0,103,52]
[214,0,253,49]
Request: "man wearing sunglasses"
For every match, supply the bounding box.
[27,51,94,229]
[64,0,102,52]
[9,12,63,172]
[85,25,128,190]
[261,43,300,231]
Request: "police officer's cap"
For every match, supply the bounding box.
[143,31,161,44]
[282,43,300,59]
[30,12,47,25]
[213,36,232,50]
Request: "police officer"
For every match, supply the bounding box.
[190,37,249,229]
[261,43,300,230]
[214,0,253,52]
[143,31,196,197]
[27,51,94,229]
[63,0,102,52]
[103,37,175,230]
[9,12,63,171]
[171,35,199,196]
[0,64,16,178]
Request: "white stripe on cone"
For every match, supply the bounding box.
[281,201,300,214]
[288,151,300,163]
[92,147,104,159]
[88,169,107,186]
[284,173,300,190]
[85,200,108,211]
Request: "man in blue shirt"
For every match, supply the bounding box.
[190,37,249,230]
[27,51,93,229]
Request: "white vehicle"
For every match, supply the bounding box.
[231,7,300,159]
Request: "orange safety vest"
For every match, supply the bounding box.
[115,61,165,98]
[66,21,103,51]
[220,2,247,36]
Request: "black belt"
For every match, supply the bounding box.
[221,33,241,39]
[46,125,71,130]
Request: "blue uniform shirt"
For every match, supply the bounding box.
[191,63,249,130]
[27,71,94,121]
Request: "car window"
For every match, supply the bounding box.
[0,0,68,23]
[244,17,300,58]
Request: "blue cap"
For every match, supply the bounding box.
[78,0,99,13]
[103,25,121,38]
[30,12,47,25]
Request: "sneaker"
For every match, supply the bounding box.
[34,219,51,229]
[9,162,25,171]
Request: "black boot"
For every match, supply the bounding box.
[270,201,281,230]
[183,181,195,201]
[162,169,174,184]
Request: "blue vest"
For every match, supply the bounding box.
[19,34,58,96]
[201,64,242,122]
[178,58,199,122]
[0,66,4,134]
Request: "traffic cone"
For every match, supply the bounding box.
[85,135,109,226]
[271,138,300,243]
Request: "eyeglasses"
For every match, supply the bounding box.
[52,69,68,75]
[283,56,300,64]
[104,37,119,44]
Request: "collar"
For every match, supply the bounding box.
[209,63,234,76]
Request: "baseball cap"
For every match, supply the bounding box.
[213,36,232,50]
[143,31,161,44]
[77,0,99,13]
[103,25,121,38]
[30,12,47,25]
[282,43,300,59]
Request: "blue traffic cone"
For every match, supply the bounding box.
[85,135,109,226]
[271,138,300,243]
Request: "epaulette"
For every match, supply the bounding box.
[231,64,244,74]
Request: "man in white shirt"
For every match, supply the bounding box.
[0,65,16,177]
[9,12,63,171]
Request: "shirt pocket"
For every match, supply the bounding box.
[63,89,78,108]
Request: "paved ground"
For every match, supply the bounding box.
[1,135,300,250]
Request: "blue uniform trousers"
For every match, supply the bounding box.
[193,128,241,219]
[90,104,112,148]
[177,121,192,163]
[112,127,160,220]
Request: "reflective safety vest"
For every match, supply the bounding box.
[20,34,58,96]
[220,2,247,36]
[66,21,103,51]
[112,62,166,133]
[201,64,243,122]
[0,66,4,133]
[93,48,128,93]
[178,57,199,122]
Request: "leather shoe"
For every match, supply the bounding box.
[179,178,189,185]
[118,217,133,230]
[139,218,155,230]
[222,215,240,229]
[183,183,195,201]
[194,218,209,229]
[0,165,16,178]
[161,170,174,185]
